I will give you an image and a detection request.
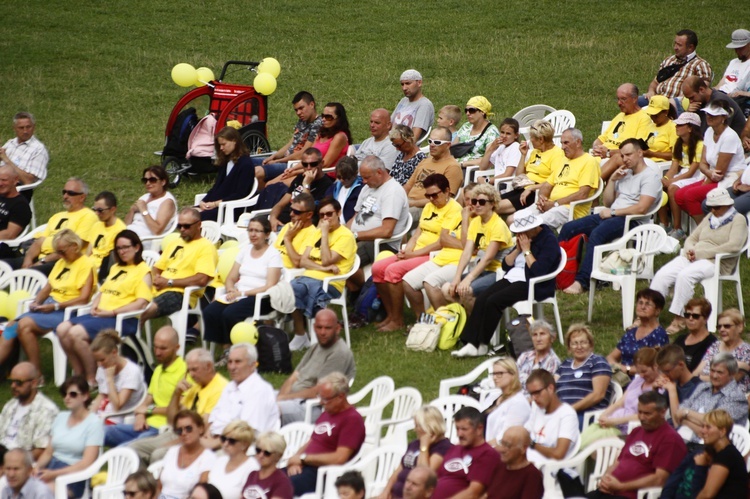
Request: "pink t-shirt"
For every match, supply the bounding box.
[305,406,365,456]
[314,132,349,178]
[433,442,500,499]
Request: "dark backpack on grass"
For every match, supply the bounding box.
[256,325,292,374]
[353,276,386,324]
[162,107,198,158]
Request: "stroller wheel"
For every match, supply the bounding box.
[162,156,186,188]
[241,129,271,155]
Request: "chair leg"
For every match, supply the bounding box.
[340,300,351,347]
[621,278,636,332]
[46,334,68,387]
[587,281,596,322]
[735,280,745,317]
[552,300,563,345]
[702,280,719,332]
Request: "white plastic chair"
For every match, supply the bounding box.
[320,444,407,498]
[429,395,482,444]
[200,220,222,244]
[306,255,361,347]
[139,218,179,252]
[587,224,668,330]
[729,425,750,471]
[277,422,314,468]
[304,375,395,425]
[438,357,501,398]
[567,180,604,223]
[0,260,14,288]
[194,181,258,226]
[370,387,423,448]
[540,437,624,498]
[373,213,413,256]
[512,104,556,129]
[54,447,140,499]
[142,250,160,268]
[2,223,46,249]
[637,488,663,499]
[544,110,576,147]
[16,179,42,229]
[507,247,567,344]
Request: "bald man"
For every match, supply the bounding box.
[403,466,437,499]
[486,426,544,499]
[0,362,58,460]
[0,165,31,250]
[355,108,399,169]
[104,326,187,447]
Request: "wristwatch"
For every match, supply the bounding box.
[524,250,532,257]
[300,452,307,464]
[530,440,536,449]
[611,209,617,217]
[553,201,559,208]
[420,446,428,453]
[141,210,149,217]
[167,279,174,287]
[302,184,311,190]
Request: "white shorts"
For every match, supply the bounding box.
[403,261,458,290]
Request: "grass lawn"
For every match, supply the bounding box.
[1,0,747,406]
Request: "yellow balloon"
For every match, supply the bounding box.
[374,251,394,263]
[253,73,277,96]
[219,240,239,250]
[6,290,31,321]
[231,321,259,345]
[0,290,9,319]
[171,63,197,87]
[217,246,240,283]
[195,67,215,87]
[258,57,281,78]
[161,232,181,252]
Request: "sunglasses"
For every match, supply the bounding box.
[8,378,34,386]
[220,435,238,445]
[62,189,84,196]
[175,425,194,436]
[718,323,735,329]
[301,161,320,168]
[318,210,336,218]
[176,221,198,230]
[321,114,337,121]
[255,447,274,457]
[685,313,704,320]
[92,207,112,213]
[290,208,311,215]
[424,191,441,200]
[116,245,133,251]
[140,177,160,184]
[428,139,451,146]
[465,108,480,114]
[62,391,80,398]
[124,492,139,498]
[470,198,489,206]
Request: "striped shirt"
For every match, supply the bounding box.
[556,353,613,411]
[655,52,713,98]
[1,136,49,181]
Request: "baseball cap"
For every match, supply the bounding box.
[726,29,750,49]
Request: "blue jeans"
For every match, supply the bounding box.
[250,156,288,181]
[291,276,341,318]
[105,424,159,447]
[559,214,628,287]
[288,465,318,496]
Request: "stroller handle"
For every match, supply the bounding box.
[219,60,260,81]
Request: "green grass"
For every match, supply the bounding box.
[1,0,748,405]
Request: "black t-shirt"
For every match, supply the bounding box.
[279,173,334,224]
[0,194,31,233]
[674,332,717,372]
[712,443,748,498]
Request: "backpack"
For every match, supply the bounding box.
[557,234,587,290]
[506,314,534,359]
[162,107,198,158]
[256,325,292,374]
[353,277,386,324]
[435,303,467,350]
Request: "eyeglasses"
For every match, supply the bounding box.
[528,387,547,397]
[465,108,480,114]
[428,139,451,146]
[176,221,199,230]
[290,208,311,215]
[470,198,489,206]
[637,300,655,307]
[301,161,320,168]
[717,323,735,329]
[685,313,704,320]
[220,435,238,445]
[319,210,336,218]
[174,425,194,436]
[62,189,84,196]
[116,245,134,251]
[8,378,34,386]
[321,114,337,121]
[570,341,590,348]
[140,177,160,184]
[321,393,342,403]
[55,246,70,255]
[92,207,112,213]
[424,191,442,200]
[255,447,274,457]
[492,371,509,376]
[123,492,139,498]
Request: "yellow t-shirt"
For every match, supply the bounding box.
[525,146,565,185]
[49,255,96,303]
[99,261,152,311]
[181,373,229,418]
[431,211,466,267]
[274,223,317,269]
[147,356,187,428]
[414,199,462,250]
[548,153,601,220]
[647,120,678,160]
[40,208,99,257]
[88,218,127,268]
[155,237,218,302]
[677,141,704,171]
[301,225,357,293]
[467,213,512,272]
[597,110,655,150]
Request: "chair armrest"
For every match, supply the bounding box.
[115,308,148,330]
[194,193,207,205]
[315,464,346,498]
[221,195,259,224]
[253,291,270,319]
[320,259,360,293]
[304,398,322,424]
[582,409,605,431]
[63,303,93,321]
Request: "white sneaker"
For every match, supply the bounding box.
[451,343,479,358]
[289,334,311,351]
[477,344,489,356]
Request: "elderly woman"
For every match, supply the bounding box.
[662,409,748,499]
[672,298,717,372]
[324,156,363,223]
[241,431,293,499]
[125,165,177,240]
[452,96,500,168]
[476,117,522,184]
[675,101,747,224]
[374,174,461,332]
[606,288,669,377]
[0,229,95,371]
[158,409,216,499]
[515,319,561,389]
[652,188,748,334]
[693,309,750,393]
[579,347,659,448]
[378,406,451,499]
[36,376,103,497]
[556,324,613,427]
[497,119,564,215]
[452,212,560,358]
[484,358,531,448]
[208,420,259,499]
[90,330,146,421]
[389,125,427,186]
[124,470,158,499]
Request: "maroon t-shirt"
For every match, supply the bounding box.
[486,460,544,499]
[242,468,294,499]
[433,442,500,499]
[612,423,687,499]
[305,406,365,456]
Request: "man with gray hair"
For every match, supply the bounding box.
[675,352,749,442]
[391,69,434,142]
[0,112,49,187]
[355,108,399,169]
[3,177,97,274]
[509,128,601,230]
[0,166,31,253]
[2,448,53,498]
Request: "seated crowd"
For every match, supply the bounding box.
[3,27,750,499]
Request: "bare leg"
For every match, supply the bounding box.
[440,282,458,304]
[16,318,48,373]
[374,282,393,328]
[461,292,478,316]
[292,310,306,336]
[668,184,683,230]
[347,269,365,292]
[424,283,447,311]
[378,283,405,331]
[70,329,96,382]
[254,166,266,191]
[139,302,161,322]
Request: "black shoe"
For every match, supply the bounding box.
[185,328,200,344]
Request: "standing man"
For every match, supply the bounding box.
[432,407,500,499]
[486,426,544,499]
[1,448,53,499]
[392,69,434,142]
[87,191,126,277]
[253,91,322,188]
[0,112,49,187]
[355,108,399,169]
[0,166,31,252]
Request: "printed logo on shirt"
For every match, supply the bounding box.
[54,218,69,230]
[110,270,127,282]
[443,456,471,473]
[243,485,269,498]
[628,441,650,458]
[168,246,184,260]
[727,75,738,83]
[314,422,336,436]
[354,195,379,225]
[55,267,71,281]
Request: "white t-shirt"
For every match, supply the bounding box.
[352,177,410,235]
[719,58,750,94]
[208,455,260,499]
[524,402,580,465]
[159,446,217,499]
[486,391,531,443]
[1,404,29,449]
[489,142,522,177]
[234,245,283,293]
[704,126,745,173]
[127,192,177,239]
[95,360,146,423]
[336,185,352,223]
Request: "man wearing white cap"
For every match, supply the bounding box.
[716,29,750,108]
[391,69,434,142]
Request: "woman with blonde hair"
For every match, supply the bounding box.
[485,358,531,448]
[208,420,260,499]
[693,308,750,392]
[389,124,426,185]
[377,406,451,499]
[241,431,293,499]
